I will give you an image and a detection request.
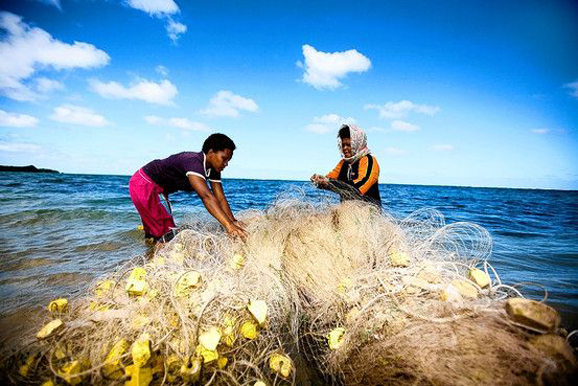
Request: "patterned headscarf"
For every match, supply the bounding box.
[337,124,370,163]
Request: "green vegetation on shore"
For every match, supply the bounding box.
[0,165,59,173]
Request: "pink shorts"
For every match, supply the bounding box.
[129,169,176,239]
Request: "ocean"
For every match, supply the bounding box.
[0,172,577,345]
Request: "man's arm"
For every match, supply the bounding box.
[188,175,246,238]
[210,180,236,223]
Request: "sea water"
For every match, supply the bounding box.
[0,172,577,344]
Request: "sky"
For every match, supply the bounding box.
[0,0,577,190]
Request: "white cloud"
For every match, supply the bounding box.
[384,147,408,156]
[0,12,110,101]
[432,144,454,152]
[35,77,65,94]
[50,104,110,127]
[169,118,209,131]
[145,115,210,131]
[0,140,41,152]
[166,19,187,43]
[0,109,39,127]
[367,126,387,132]
[125,1,187,42]
[365,100,440,119]
[201,90,258,117]
[305,114,356,134]
[391,120,420,132]
[315,114,355,124]
[155,65,169,77]
[531,128,550,135]
[126,0,179,16]
[33,0,61,9]
[144,115,163,124]
[564,80,578,98]
[90,78,178,105]
[305,124,334,134]
[299,44,371,90]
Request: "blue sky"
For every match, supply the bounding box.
[0,0,577,189]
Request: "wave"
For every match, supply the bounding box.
[494,230,543,238]
[0,208,123,226]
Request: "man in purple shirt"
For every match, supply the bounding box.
[129,133,247,242]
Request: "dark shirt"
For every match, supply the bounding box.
[326,154,381,206]
[142,151,221,195]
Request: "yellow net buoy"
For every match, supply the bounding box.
[269,353,293,378]
[132,334,151,367]
[217,357,228,369]
[48,298,68,314]
[506,298,561,331]
[53,346,68,360]
[440,283,462,302]
[247,300,267,326]
[18,354,36,377]
[36,319,64,340]
[180,357,201,382]
[196,344,219,363]
[468,268,490,288]
[222,316,236,346]
[388,250,410,267]
[95,279,114,298]
[174,271,202,297]
[337,278,352,294]
[199,326,222,351]
[59,360,82,385]
[103,339,129,378]
[240,320,258,339]
[126,268,148,296]
[230,253,246,269]
[328,327,346,350]
[124,364,152,386]
[450,279,478,299]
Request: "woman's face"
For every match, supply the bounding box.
[207,148,233,172]
[341,137,352,158]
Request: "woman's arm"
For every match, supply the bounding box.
[352,156,379,195]
[210,180,236,223]
[310,159,346,189]
[188,175,246,239]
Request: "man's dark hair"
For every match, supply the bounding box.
[202,133,236,153]
[338,125,350,139]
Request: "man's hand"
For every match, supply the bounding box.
[226,222,248,241]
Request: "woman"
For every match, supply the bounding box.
[311,124,381,206]
[129,133,247,242]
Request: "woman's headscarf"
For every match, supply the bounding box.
[337,124,371,163]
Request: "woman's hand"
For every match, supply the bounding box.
[226,222,248,241]
[233,219,247,228]
[310,174,329,188]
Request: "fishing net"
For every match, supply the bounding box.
[1,190,576,385]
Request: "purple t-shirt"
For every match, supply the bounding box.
[142,151,221,195]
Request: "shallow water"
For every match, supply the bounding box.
[0,172,577,344]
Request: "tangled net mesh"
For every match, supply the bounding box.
[2,190,576,386]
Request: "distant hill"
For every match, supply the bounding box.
[0,165,60,173]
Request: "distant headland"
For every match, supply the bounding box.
[0,165,60,173]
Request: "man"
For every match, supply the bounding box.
[129,133,247,242]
